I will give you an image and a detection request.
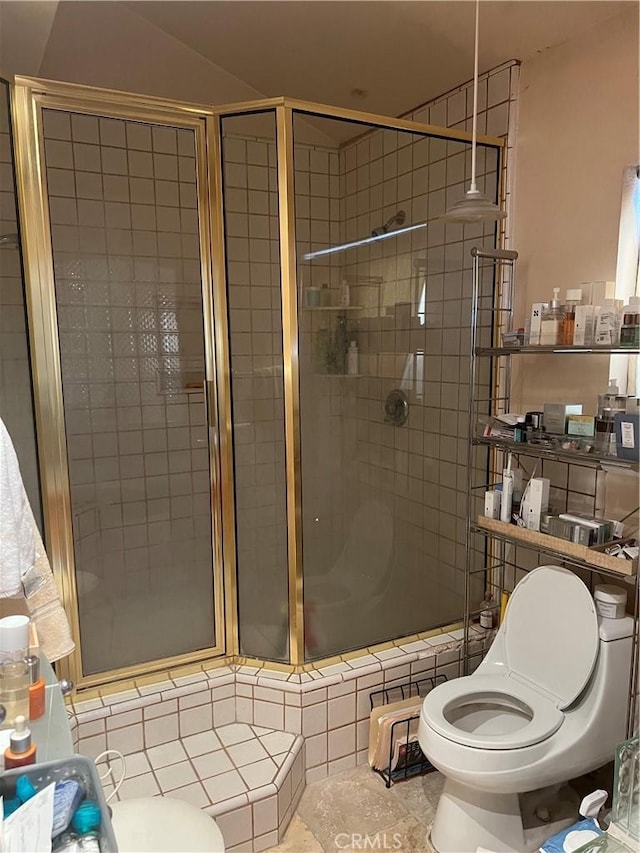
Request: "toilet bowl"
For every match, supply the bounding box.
[110,797,225,852]
[418,565,634,853]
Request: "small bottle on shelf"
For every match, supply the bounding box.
[594,299,621,346]
[26,655,46,720]
[620,296,640,348]
[480,594,494,629]
[339,279,350,308]
[539,288,565,345]
[561,288,583,345]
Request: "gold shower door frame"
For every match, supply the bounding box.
[11,78,234,690]
[12,76,505,691]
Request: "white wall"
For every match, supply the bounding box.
[511,6,639,414]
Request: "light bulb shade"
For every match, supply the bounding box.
[440,188,506,224]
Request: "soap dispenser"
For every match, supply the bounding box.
[540,288,565,345]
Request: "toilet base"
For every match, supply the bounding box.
[430,778,576,853]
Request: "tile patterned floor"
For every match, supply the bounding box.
[104,722,299,814]
[267,764,443,852]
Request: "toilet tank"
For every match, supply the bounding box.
[593,615,635,697]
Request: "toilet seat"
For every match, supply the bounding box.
[110,797,226,852]
[422,673,564,750]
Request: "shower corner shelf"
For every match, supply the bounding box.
[464,246,639,738]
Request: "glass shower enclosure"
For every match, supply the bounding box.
[11,76,502,688]
[219,101,502,665]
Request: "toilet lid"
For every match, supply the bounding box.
[504,565,599,710]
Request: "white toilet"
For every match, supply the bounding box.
[418,565,634,853]
[110,798,226,852]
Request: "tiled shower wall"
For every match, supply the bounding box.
[223,128,341,662]
[225,64,520,662]
[42,110,215,674]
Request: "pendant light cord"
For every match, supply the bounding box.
[470,0,480,194]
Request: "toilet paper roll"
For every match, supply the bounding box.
[0,615,30,658]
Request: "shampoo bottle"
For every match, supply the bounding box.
[499,453,514,524]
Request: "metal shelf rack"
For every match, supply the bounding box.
[464,246,639,739]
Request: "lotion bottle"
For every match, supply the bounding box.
[4,715,37,769]
[500,453,514,524]
[339,279,350,308]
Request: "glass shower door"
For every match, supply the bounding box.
[39,107,220,676]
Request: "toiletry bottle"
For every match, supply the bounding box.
[25,655,45,720]
[347,340,359,376]
[500,453,514,523]
[333,314,349,374]
[594,299,621,346]
[0,658,30,728]
[4,715,37,768]
[480,594,494,629]
[339,279,350,308]
[620,296,640,348]
[320,283,331,308]
[315,321,330,373]
[561,288,583,345]
[539,289,564,346]
[595,379,626,455]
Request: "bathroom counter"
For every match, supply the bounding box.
[1,654,73,762]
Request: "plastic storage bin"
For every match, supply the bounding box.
[0,755,118,852]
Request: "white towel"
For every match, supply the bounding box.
[0,418,36,597]
[0,418,74,661]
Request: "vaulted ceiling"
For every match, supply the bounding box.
[0,0,632,139]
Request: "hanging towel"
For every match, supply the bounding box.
[0,418,74,662]
[23,518,75,662]
[0,418,36,598]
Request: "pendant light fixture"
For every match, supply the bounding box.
[440,0,506,224]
